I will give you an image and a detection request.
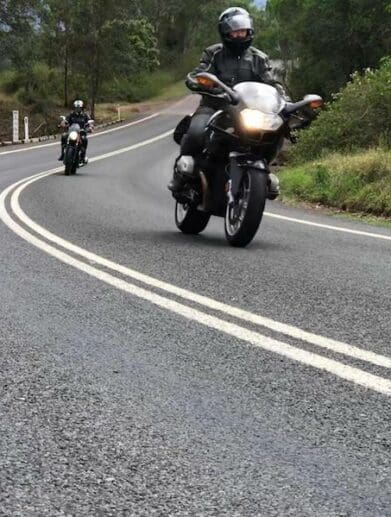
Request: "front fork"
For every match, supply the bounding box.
[65,141,79,167]
[227,152,270,203]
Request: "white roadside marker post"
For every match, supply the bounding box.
[117,104,121,122]
[24,116,29,143]
[12,110,19,143]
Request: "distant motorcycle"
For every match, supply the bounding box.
[60,116,94,176]
[172,72,322,247]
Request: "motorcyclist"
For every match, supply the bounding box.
[58,99,91,162]
[168,7,285,196]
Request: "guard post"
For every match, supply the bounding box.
[12,110,19,143]
[24,116,29,143]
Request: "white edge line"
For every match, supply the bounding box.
[8,136,391,371]
[0,113,160,155]
[1,188,390,396]
[264,212,391,241]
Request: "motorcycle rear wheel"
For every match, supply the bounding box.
[175,202,210,235]
[224,169,267,247]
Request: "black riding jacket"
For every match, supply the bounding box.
[66,111,90,129]
[187,43,285,108]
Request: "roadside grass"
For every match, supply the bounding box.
[95,80,187,123]
[94,102,137,123]
[150,80,187,102]
[279,149,391,218]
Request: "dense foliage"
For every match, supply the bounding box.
[1,0,390,107]
[264,0,391,99]
[0,0,260,115]
[290,58,391,162]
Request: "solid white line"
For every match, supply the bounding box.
[12,177,391,369]
[87,129,173,163]
[8,136,391,371]
[264,212,391,241]
[0,113,160,155]
[1,189,390,396]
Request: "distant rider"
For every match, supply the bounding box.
[168,7,285,197]
[58,99,91,163]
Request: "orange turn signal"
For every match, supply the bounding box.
[309,100,323,109]
[197,77,216,88]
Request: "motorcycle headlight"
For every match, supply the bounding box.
[240,109,283,131]
[68,131,78,141]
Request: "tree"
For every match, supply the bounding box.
[71,0,159,116]
[40,0,78,107]
[267,0,391,98]
[0,0,41,70]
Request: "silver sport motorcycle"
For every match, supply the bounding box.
[172,72,322,247]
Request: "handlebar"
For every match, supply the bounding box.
[192,74,323,115]
[193,73,240,105]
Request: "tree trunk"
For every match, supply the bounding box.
[63,43,69,108]
[90,37,100,118]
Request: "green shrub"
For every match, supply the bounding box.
[0,69,19,95]
[15,63,62,115]
[127,70,174,102]
[101,69,175,103]
[291,57,391,163]
[280,149,391,217]
[162,50,201,80]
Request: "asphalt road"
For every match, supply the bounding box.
[0,98,390,516]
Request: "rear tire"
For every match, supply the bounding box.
[175,202,210,235]
[225,169,267,247]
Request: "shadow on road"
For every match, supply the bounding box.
[53,171,93,177]
[143,230,288,252]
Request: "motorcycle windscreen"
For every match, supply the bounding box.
[234,82,285,114]
[68,123,81,132]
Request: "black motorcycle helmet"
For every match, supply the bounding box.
[218,7,254,54]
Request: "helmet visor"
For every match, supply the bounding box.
[220,14,254,35]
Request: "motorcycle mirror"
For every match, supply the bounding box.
[59,115,68,128]
[304,94,323,109]
[284,94,323,114]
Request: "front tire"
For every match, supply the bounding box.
[64,146,78,175]
[175,202,210,235]
[225,169,267,247]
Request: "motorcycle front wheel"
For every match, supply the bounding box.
[64,146,78,175]
[175,202,210,235]
[224,169,267,247]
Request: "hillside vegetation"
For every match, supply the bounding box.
[291,59,391,163]
[280,58,391,217]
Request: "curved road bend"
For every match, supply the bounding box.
[0,97,390,516]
